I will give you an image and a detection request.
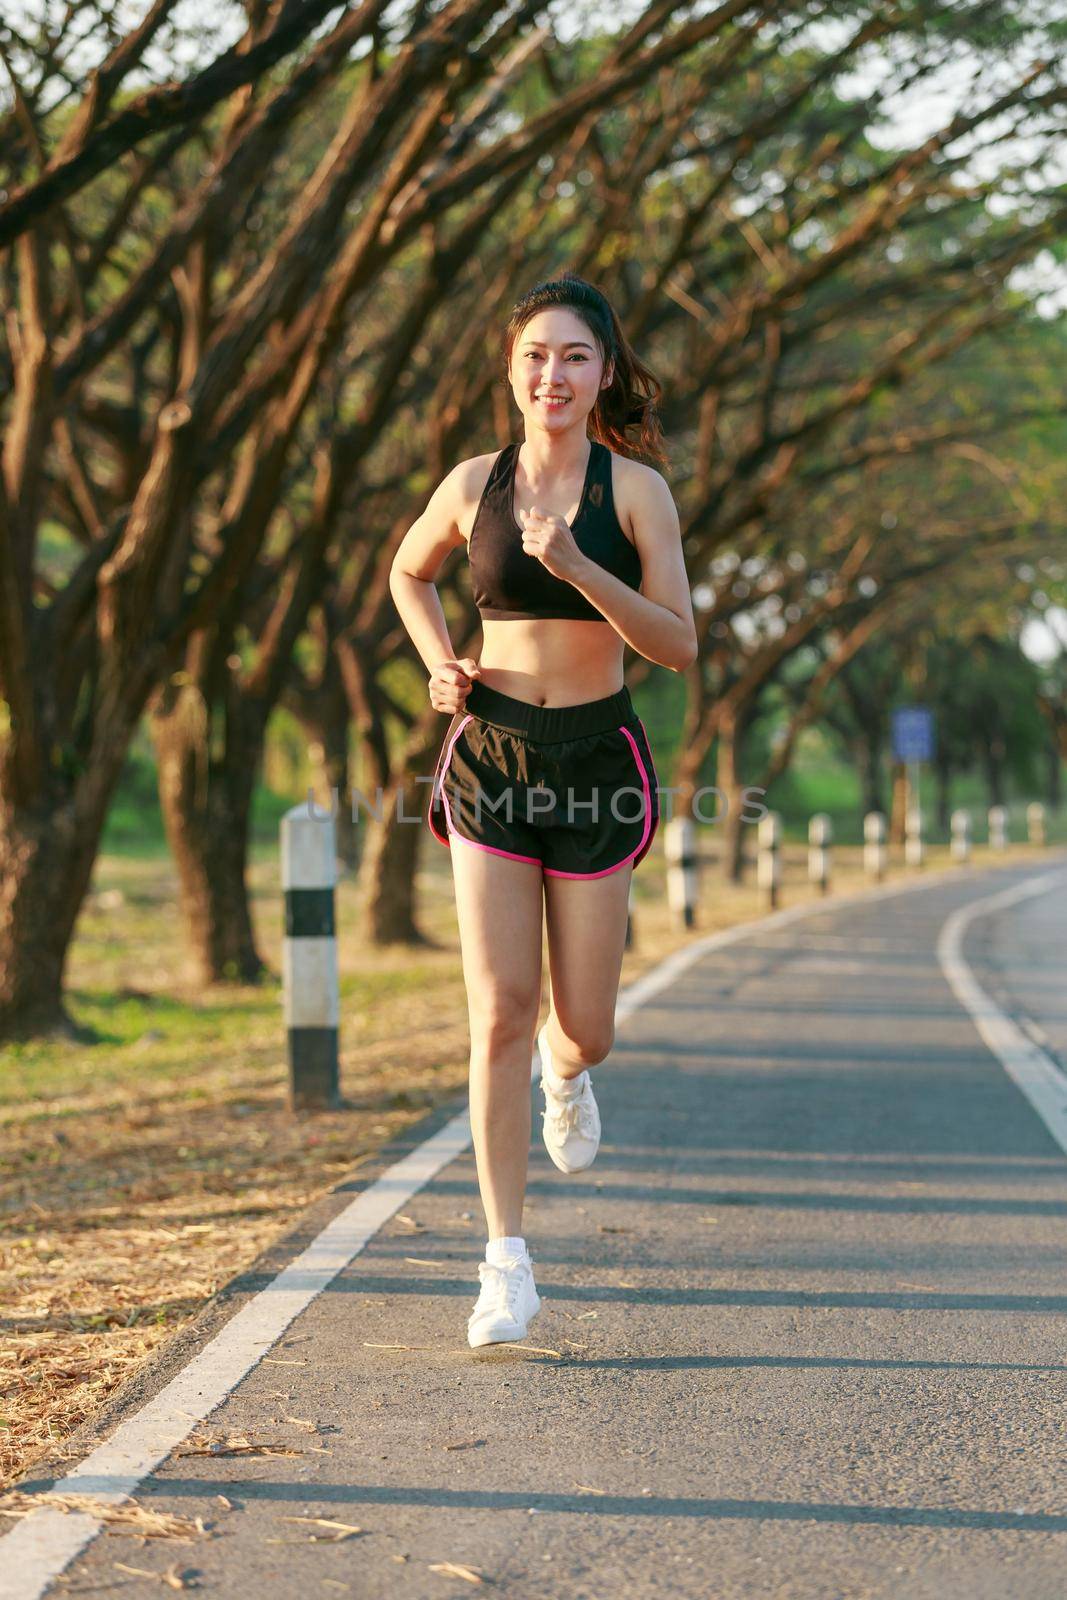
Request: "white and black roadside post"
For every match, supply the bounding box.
[665,815,697,929]
[282,800,340,1111]
[808,813,832,895]
[905,803,924,868]
[988,804,1008,851]
[950,809,971,864]
[1027,801,1046,847]
[757,811,782,910]
[863,812,887,882]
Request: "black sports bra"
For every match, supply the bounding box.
[467,439,643,621]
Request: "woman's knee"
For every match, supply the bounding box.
[557,1013,615,1066]
[469,986,540,1049]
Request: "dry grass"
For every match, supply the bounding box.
[0,1489,211,1539]
[1,833,1051,1489]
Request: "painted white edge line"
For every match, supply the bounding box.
[937,867,1067,1159]
[2,854,1061,1599]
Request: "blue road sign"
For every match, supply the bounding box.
[891,706,935,763]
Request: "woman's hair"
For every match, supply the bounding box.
[501,272,668,468]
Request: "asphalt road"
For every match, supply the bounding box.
[20,858,1067,1600]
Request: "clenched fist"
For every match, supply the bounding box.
[518,505,589,586]
[429,657,482,714]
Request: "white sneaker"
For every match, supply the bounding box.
[538,1023,602,1174]
[467,1251,542,1348]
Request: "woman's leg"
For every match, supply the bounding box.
[542,862,633,1079]
[448,839,545,1238]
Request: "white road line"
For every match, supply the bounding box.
[3,855,1062,1600]
[937,868,1067,1158]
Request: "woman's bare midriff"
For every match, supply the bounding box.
[476,618,625,707]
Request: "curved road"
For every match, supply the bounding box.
[10,857,1067,1600]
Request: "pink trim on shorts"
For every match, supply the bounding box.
[427,713,473,849]
[636,715,658,786]
[543,723,655,880]
[436,713,541,866]
[427,795,449,848]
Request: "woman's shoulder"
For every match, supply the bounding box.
[603,446,669,547]
[448,449,510,546]
[455,446,509,483]
[604,444,666,486]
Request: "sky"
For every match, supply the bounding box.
[1021,611,1067,665]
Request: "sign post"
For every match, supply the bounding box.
[890,707,936,834]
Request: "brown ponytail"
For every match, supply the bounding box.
[501,272,668,469]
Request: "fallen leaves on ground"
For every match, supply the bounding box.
[0,1490,209,1540]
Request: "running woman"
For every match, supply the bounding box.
[389,273,696,1348]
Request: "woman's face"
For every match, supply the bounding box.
[507,307,613,434]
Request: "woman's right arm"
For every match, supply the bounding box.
[388,461,482,715]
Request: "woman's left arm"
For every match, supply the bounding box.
[520,463,698,671]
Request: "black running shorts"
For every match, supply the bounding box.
[427,681,659,878]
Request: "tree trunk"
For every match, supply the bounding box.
[716,709,748,885]
[981,733,1006,808]
[295,654,360,875]
[889,761,909,845]
[935,745,952,834]
[358,771,434,945]
[0,789,113,1042]
[1046,739,1062,811]
[150,678,269,985]
[855,726,885,819]
[321,704,359,877]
